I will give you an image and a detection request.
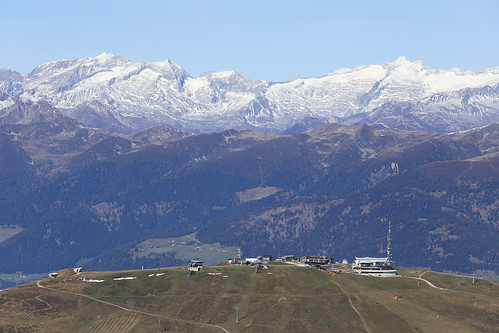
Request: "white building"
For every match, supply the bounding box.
[352,221,396,277]
[245,258,261,264]
[352,257,396,277]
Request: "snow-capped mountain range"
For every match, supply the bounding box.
[1,53,499,133]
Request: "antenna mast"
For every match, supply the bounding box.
[387,220,392,265]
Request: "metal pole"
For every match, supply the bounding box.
[387,220,392,265]
[235,307,239,322]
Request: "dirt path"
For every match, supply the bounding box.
[403,271,494,299]
[332,280,371,333]
[245,295,286,327]
[36,280,230,333]
[26,294,54,316]
[414,272,447,290]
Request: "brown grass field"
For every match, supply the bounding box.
[0,264,497,332]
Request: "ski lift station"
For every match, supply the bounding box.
[189,260,204,272]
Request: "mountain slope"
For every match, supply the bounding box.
[1,265,498,333]
[0,121,497,277]
[1,54,498,133]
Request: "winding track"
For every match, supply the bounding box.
[333,269,479,333]
[414,271,447,290]
[330,270,459,333]
[36,280,230,333]
[408,271,496,298]
[331,280,371,333]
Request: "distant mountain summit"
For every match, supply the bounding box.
[1,54,498,133]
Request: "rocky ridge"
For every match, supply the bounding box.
[1,54,498,133]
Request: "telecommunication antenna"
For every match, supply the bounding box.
[237,247,241,260]
[235,307,240,322]
[387,220,393,265]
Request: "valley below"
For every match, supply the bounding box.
[0,120,498,280]
[0,54,498,283]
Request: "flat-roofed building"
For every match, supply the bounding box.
[300,255,332,266]
[352,221,396,277]
[352,257,396,276]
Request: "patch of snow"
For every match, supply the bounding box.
[113,277,137,281]
[184,76,209,92]
[204,70,237,79]
[0,100,14,109]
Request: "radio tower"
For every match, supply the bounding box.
[387,220,393,265]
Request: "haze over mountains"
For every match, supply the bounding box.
[1,53,499,134]
[0,54,498,282]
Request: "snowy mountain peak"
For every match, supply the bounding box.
[147,58,189,77]
[1,54,499,134]
[199,70,261,85]
[385,56,433,74]
[95,52,113,60]
[202,70,238,79]
[392,56,411,65]
[82,53,131,67]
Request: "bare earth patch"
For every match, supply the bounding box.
[236,187,282,203]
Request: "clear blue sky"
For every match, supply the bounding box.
[1,0,498,82]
